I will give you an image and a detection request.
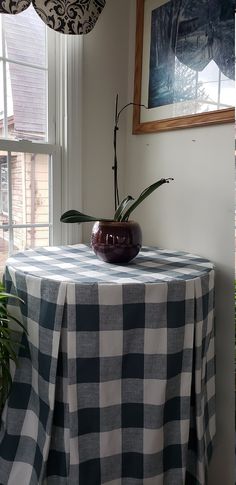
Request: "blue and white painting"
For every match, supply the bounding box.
[148,0,235,109]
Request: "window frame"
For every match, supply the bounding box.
[0,12,84,258]
[0,16,62,256]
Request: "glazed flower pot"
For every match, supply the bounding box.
[91,220,142,264]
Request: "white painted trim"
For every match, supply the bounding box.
[0,139,56,154]
[6,151,13,252]
[51,146,62,245]
[60,35,83,245]
[1,16,8,137]
[47,28,56,145]
[0,223,52,229]
[54,34,67,244]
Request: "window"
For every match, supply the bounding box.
[0,6,61,274]
[170,58,234,117]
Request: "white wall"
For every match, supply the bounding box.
[82,1,235,483]
[82,0,129,241]
[125,2,235,484]
[125,124,235,485]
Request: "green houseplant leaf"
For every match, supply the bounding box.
[60,210,113,224]
[60,178,174,224]
[119,178,174,221]
[114,196,134,221]
[0,284,26,412]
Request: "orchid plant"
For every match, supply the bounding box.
[60,95,173,225]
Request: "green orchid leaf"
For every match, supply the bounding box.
[60,210,112,224]
[3,341,17,361]
[0,337,13,343]
[0,304,8,315]
[0,364,12,396]
[60,178,173,224]
[120,178,174,221]
[60,210,84,218]
[114,196,134,221]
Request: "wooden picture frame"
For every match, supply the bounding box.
[133,0,235,134]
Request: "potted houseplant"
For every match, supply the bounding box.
[61,177,173,263]
[60,95,174,263]
[0,281,25,413]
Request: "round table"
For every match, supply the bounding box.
[0,244,215,485]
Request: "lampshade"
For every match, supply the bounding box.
[0,0,106,34]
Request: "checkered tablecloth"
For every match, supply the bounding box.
[0,244,215,485]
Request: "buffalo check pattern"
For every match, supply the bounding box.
[0,245,215,485]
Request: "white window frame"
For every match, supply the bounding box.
[0,19,62,252]
[54,34,83,246]
[0,15,84,254]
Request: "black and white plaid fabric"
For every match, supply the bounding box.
[0,244,215,485]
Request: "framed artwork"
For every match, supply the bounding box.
[133,0,235,134]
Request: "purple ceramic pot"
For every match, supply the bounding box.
[91,221,142,264]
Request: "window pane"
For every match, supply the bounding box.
[0,149,51,269]
[219,80,235,107]
[11,152,50,225]
[1,5,48,141]
[0,227,9,276]
[198,60,219,83]
[7,62,47,141]
[3,6,46,68]
[13,227,49,252]
[197,60,234,111]
[160,58,234,116]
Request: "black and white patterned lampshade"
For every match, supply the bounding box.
[0,0,31,14]
[0,0,106,34]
